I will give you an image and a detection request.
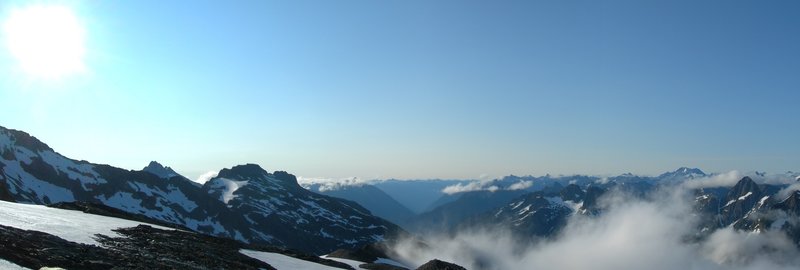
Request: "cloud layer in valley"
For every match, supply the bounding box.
[392,186,800,270]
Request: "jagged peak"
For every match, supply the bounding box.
[144,161,167,171]
[726,176,762,201]
[142,161,179,179]
[147,160,164,167]
[734,176,758,188]
[666,167,705,176]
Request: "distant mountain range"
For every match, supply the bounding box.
[311,166,800,245]
[459,176,800,245]
[371,179,474,214]
[305,183,415,226]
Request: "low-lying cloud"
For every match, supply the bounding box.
[392,185,800,270]
[441,180,532,195]
[441,181,499,194]
[297,176,369,192]
[683,170,800,190]
[776,183,800,202]
[194,171,218,184]
[683,170,744,189]
[507,180,533,190]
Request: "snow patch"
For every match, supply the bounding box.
[758,196,770,207]
[240,249,343,270]
[321,256,409,270]
[12,147,36,164]
[319,228,333,238]
[0,258,30,270]
[97,192,143,211]
[2,160,75,203]
[163,185,198,212]
[517,205,532,215]
[321,256,365,269]
[0,200,169,246]
[738,192,753,201]
[510,201,524,209]
[38,150,106,186]
[724,200,736,208]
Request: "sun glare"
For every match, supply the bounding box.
[3,5,86,79]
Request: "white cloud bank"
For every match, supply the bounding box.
[296,176,370,192]
[683,170,745,189]
[392,186,800,270]
[683,170,800,190]
[776,183,800,202]
[194,170,218,184]
[441,180,532,195]
[441,181,499,194]
[507,180,533,190]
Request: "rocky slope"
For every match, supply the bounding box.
[202,164,403,254]
[473,191,573,237]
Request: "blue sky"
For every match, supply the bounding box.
[1,0,799,180]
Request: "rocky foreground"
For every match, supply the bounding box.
[0,214,464,270]
[0,223,354,270]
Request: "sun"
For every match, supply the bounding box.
[3,5,86,79]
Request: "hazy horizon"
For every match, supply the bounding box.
[2,1,799,181]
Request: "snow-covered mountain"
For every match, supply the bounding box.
[474,192,574,237]
[201,164,403,254]
[0,125,401,254]
[457,184,605,237]
[0,126,231,234]
[657,167,707,181]
[720,176,764,225]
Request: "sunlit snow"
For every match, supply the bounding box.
[240,249,342,270]
[0,200,168,246]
